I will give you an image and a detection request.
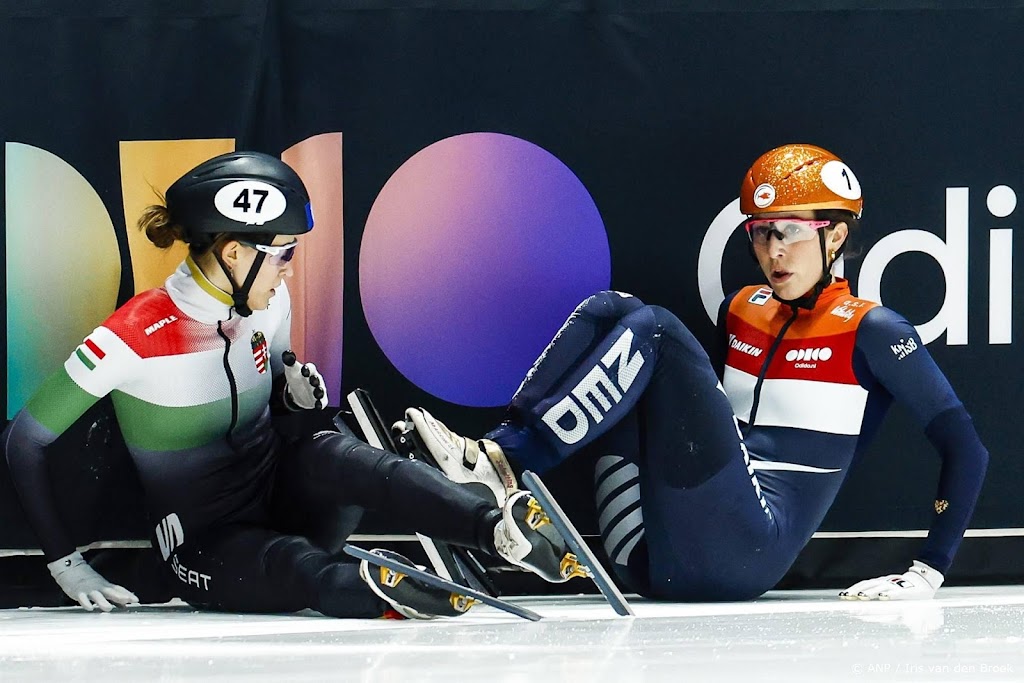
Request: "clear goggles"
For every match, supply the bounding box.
[744,219,832,247]
[239,239,298,266]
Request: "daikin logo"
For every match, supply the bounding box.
[698,185,1017,346]
[728,334,763,358]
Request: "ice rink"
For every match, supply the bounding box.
[2,586,1022,682]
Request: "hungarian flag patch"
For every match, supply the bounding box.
[251,331,269,374]
[74,337,106,371]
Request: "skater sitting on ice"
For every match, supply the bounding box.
[399,144,989,603]
[3,151,582,618]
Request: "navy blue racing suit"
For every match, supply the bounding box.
[486,285,988,600]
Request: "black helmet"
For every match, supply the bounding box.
[167,151,313,318]
[166,151,313,244]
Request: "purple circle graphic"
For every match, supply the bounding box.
[360,133,610,407]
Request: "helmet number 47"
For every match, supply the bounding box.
[214,180,287,225]
[233,188,269,214]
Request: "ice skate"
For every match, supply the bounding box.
[393,407,517,506]
[493,490,588,583]
[358,549,477,619]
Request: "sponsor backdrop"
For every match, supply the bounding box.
[3,1,1024,594]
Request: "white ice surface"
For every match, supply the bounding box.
[2,587,1023,681]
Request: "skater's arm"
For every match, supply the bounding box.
[855,306,988,575]
[4,326,140,609]
[266,283,327,411]
[841,307,988,601]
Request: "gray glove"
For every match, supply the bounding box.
[47,551,140,612]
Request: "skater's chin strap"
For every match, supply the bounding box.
[213,248,267,318]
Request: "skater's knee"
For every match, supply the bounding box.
[317,429,367,457]
[576,290,647,320]
[647,305,708,361]
[264,534,323,570]
[648,306,693,339]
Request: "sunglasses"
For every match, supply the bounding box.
[238,239,298,266]
[745,219,832,247]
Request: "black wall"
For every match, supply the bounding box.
[3,1,1023,587]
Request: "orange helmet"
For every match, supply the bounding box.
[740,144,863,217]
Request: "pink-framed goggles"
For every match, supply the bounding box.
[744,218,832,247]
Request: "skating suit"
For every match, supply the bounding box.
[488,284,987,599]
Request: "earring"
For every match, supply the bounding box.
[829,250,836,262]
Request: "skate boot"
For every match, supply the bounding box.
[393,407,518,506]
[359,549,477,619]
[493,490,589,583]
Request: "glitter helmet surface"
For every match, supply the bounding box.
[740,144,863,217]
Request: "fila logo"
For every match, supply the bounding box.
[728,334,763,358]
[144,315,178,336]
[748,287,772,306]
[541,327,646,445]
[155,512,184,561]
[891,337,919,360]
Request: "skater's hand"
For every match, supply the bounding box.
[47,551,139,612]
[282,350,328,410]
[839,561,943,601]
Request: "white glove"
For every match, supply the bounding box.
[839,561,944,601]
[282,350,327,410]
[47,551,140,612]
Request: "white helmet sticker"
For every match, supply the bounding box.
[753,183,776,209]
[820,160,862,200]
[214,181,287,225]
